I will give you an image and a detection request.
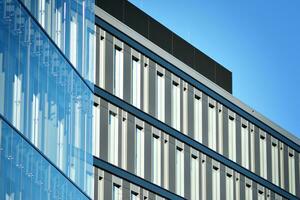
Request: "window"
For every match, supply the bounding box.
[114,47,123,99]
[172,82,181,131]
[288,151,296,195]
[245,183,252,200]
[152,134,161,185]
[212,166,220,200]
[131,192,138,200]
[113,184,121,200]
[164,138,169,189]
[201,158,207,200]
[228,115,236,161]
[132,57,141,108]
[93,103,100,157]
[98,176,104,200]
[183,86,188,134]
[250,127,256,172]
[194,95,202,143]
[191,155,199,200]
[156,72,165,122]
[208,103,217,151]
[176,147,184,196]
[121,118,127,169]
[259,133,267,179]
[135,126,144,177]
[13,74,22,130]
[143,61,149,112]
[241,123,249,169]
[226,173,234,200]
[99,35,105,88]
[109,112,118,166]
[279,143,285,188]
[218,106,223,154]
[271,141,279,185]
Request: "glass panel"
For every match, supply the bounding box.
[0,0,93,196]
[228,116,236,162]
[208,105,217,151]
[194,96,202,143]
[152,135,161,185]
[132,58,141,108]
[156,73,165,122]
[114,48,123,99]
[0,118,88,200]
[172,83,180,131]
[135,127,144,177]
[109,112,118,166]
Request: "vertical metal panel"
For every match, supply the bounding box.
[223,107,229,157]
[104,172,112,200]
[122,180,131,199]
[236,115,242,165]
[255,127,261,175]
[165,70,172,126]
[202,94,208,146]
[105,32,114,93]
[284,144,289,191]
[188,85,194,139]
[180,79,184,133]
[220,165,226,200]
[206,157,212,200]
[95,26,100,86]
[94,168,99,200]
[144,124,152,181]
[295,153,300,197]
[127,114,135,173]
[141,56,145,111]
[100,99,109,161]
[123,44,131,102]
[184,144,191,199]
[240,175,245,200]
[148,60,156,116]
[169,137,176,192]
[266,134,272,181]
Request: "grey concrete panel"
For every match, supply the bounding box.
[94,168,99,200]
[295,154,300,197]
[122,180,131,199]
[220,165,226,200]
[144,124,152,181]
[202,94,208,146]
[236,115,242,165]
[127,114,135,173]
[165,71,172,126]
[240,175,245,200]
[140,56,145,111]
[255,127,260,175]
[105,32,114,93]
[104,173,112,200]
[206,157,212,200]
[188,85,194,138]
[169,137,176,193]
[266,134,272,181]
[124,44,132,103]
[148,60,156,116]
[184,145,191,199]
[100,99,108,161]
[118,113,123,167]
[284,145,289,191]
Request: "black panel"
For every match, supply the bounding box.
[172,34,195,67]
[215,63,232,93]
[124,1,149,38]
[194,49,216,81]
[96,0,124,21]
[148,20,173,54]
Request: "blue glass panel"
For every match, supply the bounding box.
[0,0,93,196]
[0,118,89,200]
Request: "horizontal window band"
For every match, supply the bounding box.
[93,157,184,200]
[94,85,297,200]
[95,15,300,155]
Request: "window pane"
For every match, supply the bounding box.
[172,83,181,131]
[208,105,217,151]
[194,96,202,143]
[152,135,161,185]
[176,147,184,196]
[157,73,165,122]
[109,112,118,166]
[136,127,144,177]
[114,48,123,98]
[228,116,236,161]
[132,58,141,108]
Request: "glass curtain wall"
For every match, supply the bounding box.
[0,0,94,196]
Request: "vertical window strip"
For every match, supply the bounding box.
[114,47,123,99]
[99,35,105,88]
[152,134,161,186]
[194,95,202,143]
[164,138,169,189]
[201,159,207,200]
[183,87,188,134]
[191,155,199,200]
[135,126,144,177]
[228,116,236,162]
[109,112,118,166]
[122,118,127,169]
[259,134,267,179]
[143,61,149,112]
[218,107,223,154]
[245,183,252,200]
[172,82,181,131]
[212,166,220,200]
[288,152,296,195]
[113,184,121,200]
[250,127,256,173]
[176,147,184,196]
[226,173,234,200]
[93,104,100,157]
[157,73,165,122]
[208,104,217,151]
[241,124,249,169]
[132,57,141,108]
[271,142,279,186]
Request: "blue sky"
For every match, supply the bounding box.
[129,0,300,138]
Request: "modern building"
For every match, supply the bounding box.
[0,0,299,199]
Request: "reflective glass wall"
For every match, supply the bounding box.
[19,0,95,81]
[0,118,89,200]
[0,0,94,196]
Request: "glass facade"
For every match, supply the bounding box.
[0,118,89,200]
[0,0,94,197]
